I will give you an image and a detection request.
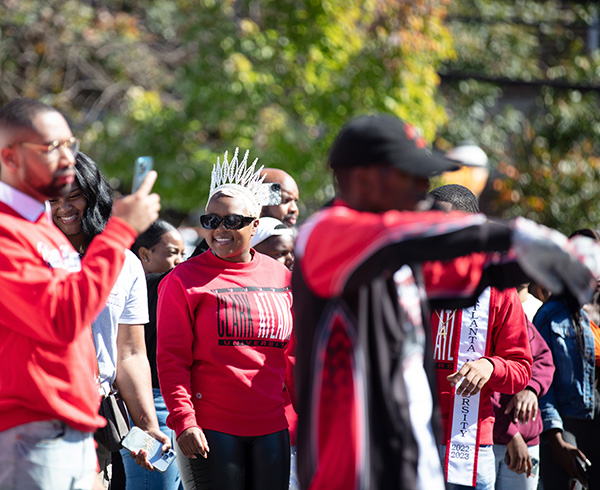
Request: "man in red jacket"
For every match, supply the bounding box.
[0,98,160,489]
[292,114,599,490]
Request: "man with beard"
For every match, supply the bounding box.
[0,98,160,489]
[260,168,300,228]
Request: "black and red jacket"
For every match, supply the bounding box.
[292,200,528,490]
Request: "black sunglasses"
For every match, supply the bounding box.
[200,214,256,230]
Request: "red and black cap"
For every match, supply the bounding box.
[328,114,460,177]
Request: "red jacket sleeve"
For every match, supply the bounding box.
[295,205,505,299]
[0,217,136,346]
[484,288,532,395]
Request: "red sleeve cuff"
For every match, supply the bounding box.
[171,412,201,439]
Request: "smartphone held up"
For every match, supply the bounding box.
[132,156,154,193]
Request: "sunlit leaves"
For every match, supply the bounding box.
[440,1,600,233]
[1,0,454,216]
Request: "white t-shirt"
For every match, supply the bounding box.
[522,293,543,322]
[93,249,149,392]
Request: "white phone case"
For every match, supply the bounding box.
[121,426,176,473]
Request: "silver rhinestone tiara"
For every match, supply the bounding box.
[208,147,271,210]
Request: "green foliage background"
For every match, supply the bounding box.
[439,0,600,234]
[0,0,453,220]
[1,0,599,233]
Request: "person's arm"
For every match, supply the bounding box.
[544,428,590,484]
[504,322,555,424]
[0,171,160,345]
[491,390,533,476]
[116,252,169,469]
[296,206,512,300]
[534,307,565,435]
[535,306,591,484]
[485,288,533,394]
[298,205,595,308]
[526,322,555,399]
[506,432,533,477]
[0,218,135,345]
[116,322,170,470]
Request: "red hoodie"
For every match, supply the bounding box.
[157,250,294,438]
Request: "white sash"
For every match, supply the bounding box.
[445,287,491,486]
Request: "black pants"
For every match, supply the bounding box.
[177,428,290,490]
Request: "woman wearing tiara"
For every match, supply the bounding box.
[156,149,294,490]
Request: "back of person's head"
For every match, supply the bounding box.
[428,184,480,214]
[329,114,459,191]
[132,219,178,257]
[75,152,113,242]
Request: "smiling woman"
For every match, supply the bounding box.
[156,148,295,490]
[201,189,259,263]
[49,152,112,255]
[49,152,170,488]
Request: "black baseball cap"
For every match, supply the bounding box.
[329,114,460,177]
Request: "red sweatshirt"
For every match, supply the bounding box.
[156,250,293,438]
[430,287,532,445]
[0,185,136,433]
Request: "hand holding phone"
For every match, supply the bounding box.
[121,426,176,473]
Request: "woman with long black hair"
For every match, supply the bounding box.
[49,152,170,488]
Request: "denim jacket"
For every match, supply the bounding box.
[535,298,596,433]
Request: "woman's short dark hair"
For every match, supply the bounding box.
[131,219,177,257]
[428,184,480,214]
[75,152,113,245]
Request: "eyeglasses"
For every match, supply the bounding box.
[200,214,256,230]
[18,137,81,158]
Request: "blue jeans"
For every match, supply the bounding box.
[440,444,496,490]
[0,420,96,490]
[120,389,182,490]
[493,444,539,490]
